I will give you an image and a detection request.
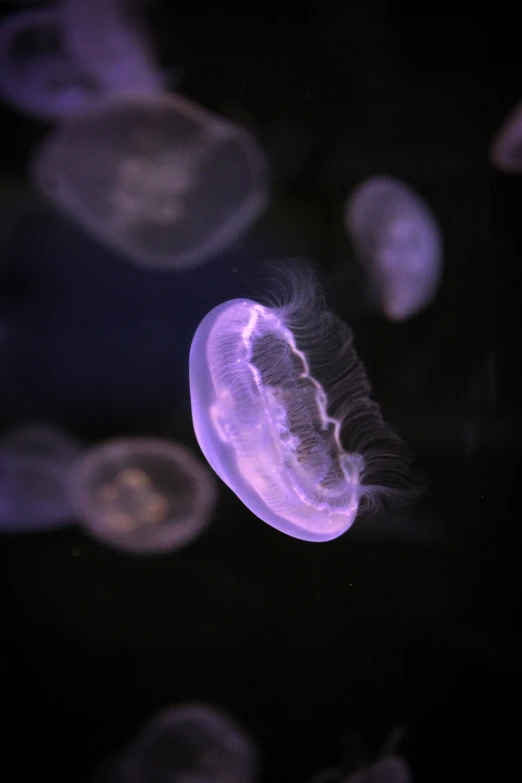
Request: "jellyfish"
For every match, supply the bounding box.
[490,100,522,173]
[0,422,81,532]
[344,176,442,322]
[31,91,268,269]
[308,726,412,783]
[69,437,217,555]
[0,6,100,120]
[95,703,257,783]
[62,0,163,96]
[189,265,418,543]
[343,757,412,783]
[309,758,411,783]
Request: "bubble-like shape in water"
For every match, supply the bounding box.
[95,703,257,783]
[62,0,163,96]
[0,422,82,532]
[490,100,522,173]
[0,7,100,120]
[189,265,418,542]
[31,91,268,269]
[69,437,217,554]
[345,176,442,322]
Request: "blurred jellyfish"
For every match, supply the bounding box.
[31,91,268,269]
[189,264,418,543]
[309,758,411,783]
[343,757,412,783]
[344,177,442,321]
[0,421,83,463]
[490,100,522,173]
[308,726,412,783]
[69,437,217,555]
[62,0,163,96]
[95,703,257,783]
[0,6,101,120]
[0,422,81,532]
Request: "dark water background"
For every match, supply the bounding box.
[0,1,520,781]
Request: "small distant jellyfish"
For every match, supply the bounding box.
[309,758,411,783]
[95,703,257,783]
[308,726,412,783]
[0,7,100,121]
[0,422,81,532]
[490,100,522,173]
[69,437,217,555]
[345,176,442,322]
[189,265,418,543]
[31,91,268,269]
[62,0,163,96]
[346,757,412,783]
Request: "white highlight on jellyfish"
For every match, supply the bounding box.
[62,0,163,96]
[0,422,82,532]
[345,176,442,322]
[96,703,257,783]
[490,100,522,173]
[189,265,417,542]
[31,91,268,269]
[0,6,100,120]
[69,437,217,555]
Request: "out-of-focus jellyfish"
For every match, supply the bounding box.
[344,176,442,322]
[62,0,163,96]
[31,91,268,269]
[308,726,412,783]
[69,437,217,555]
[0,7,100,120]
[490,100,522,173]
[189,265,418,543]
[309,758,411,783]
[0,422,81,532]
[344,757,412,783]
[95,703,257,783]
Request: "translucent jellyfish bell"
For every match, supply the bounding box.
[0,422,82,532]
[62,0,163,96]
[345,176,443,322]
[97,703,257,783]
[31,91,268,269]
[69,437,217,555]
[189,266,418,543]
[490,100,522,172]
[0,7,100,120]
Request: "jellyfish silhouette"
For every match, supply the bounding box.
[310,757,411,783]
[0,422,81,532]
[62,0,163,96]
[308,725,412,783]
[189,264,419,542]
[31,91,268,269]
[490,100,522,173]
[0,6,100,120]
[94,703,257,783]
[345,176,442,322]
[69,437,217,555]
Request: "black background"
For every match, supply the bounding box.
[1,1,521,781]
